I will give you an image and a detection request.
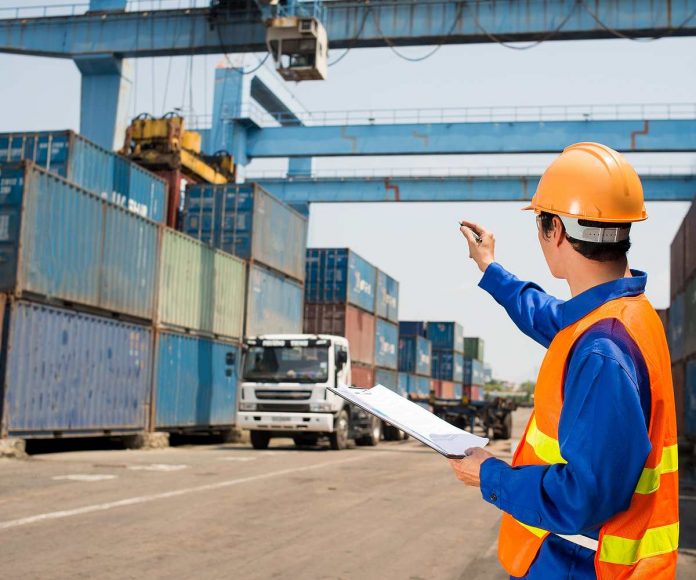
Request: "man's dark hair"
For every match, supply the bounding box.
[537,211,631,263]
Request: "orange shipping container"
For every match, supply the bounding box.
[433,380,457,399]
[351,363,374,389]
[303,303,375,365]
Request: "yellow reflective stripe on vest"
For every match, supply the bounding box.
[599,522,679,565]
[516,518,548,539]
[634,444,678,495]
[525,416,567,465]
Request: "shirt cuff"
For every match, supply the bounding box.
[480,457,506,508]
[478,262,509,297]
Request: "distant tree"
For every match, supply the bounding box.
[519,381,536,395]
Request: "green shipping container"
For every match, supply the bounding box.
[463,337,485,362]
[158,229,246,339]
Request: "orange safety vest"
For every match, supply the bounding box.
[498,295,679,578]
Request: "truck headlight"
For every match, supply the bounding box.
[239,402,257,411]
[309,402,332,412]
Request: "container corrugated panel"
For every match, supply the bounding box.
[0,131,167,223]
[463,358,486,386]
[685,203,696,285]
[184,183,307,281]
[246,264,303,337]
[432,350,464,382]
[398,372,409,396]
[399,320,427,338]
[463,337,485,361]
[304,303,375,365]
[213,250,246,339]
[668,292,685,361]
[671,221,685,298]
[656,309,668,333]
[351,363,374,388]
[305,248,376,313]
[398,335,432,376]
[155,331,240,429]
[407,375,431,399]
[2,300,152,436]
[433,380,457,400]
[684,277,696,358]
[464,386,483,402]
[376,270,399,322]
[685,360,696,437]
[374,319,398,370]
[427,321,464,353]
[672,362,685,436]
[375,368,399,393]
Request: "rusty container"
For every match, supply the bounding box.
[351,363,374,389]
[303,303,375,365]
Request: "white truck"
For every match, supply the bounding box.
[238,334,383,450]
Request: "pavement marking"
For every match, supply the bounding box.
[0,454,373,532]
[52,475,117,482]
[127,464,189,472]
[219,457,257,462]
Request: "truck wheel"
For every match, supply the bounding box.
[329,409,350,450]
[250,430,271,450]
[494,413,512,440]
[356,416,382,447]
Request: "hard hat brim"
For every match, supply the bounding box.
[521,201,647,222]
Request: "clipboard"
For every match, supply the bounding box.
[328,384,488,459]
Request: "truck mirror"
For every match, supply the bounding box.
[336,349,348,369]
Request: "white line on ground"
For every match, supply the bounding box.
[0,454,372,532]
[219,457,257,462]
[52,475,117,482]
[127,464,189,472]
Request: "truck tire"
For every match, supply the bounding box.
[250,430,271,450]
[494,412,512,440]
[356,416,382,446]
[329,409,350,450]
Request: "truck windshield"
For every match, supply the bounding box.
[243,346,330,383]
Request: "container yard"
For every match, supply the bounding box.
[1,1,695,579]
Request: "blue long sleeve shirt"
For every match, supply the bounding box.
[478,263,652,579]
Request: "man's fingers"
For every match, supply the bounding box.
[459,225,476,245]
[459,219,488,238]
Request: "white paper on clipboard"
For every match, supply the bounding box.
[328,384,488,458]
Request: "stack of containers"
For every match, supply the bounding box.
[428,321,464,400]
[463,337,486,401]
[398,321,433,401]
[669,205,695,442]
[374,270,400,392]
[183,182,308,337]
[303,248,377,388]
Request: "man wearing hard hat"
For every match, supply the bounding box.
[451,143,679,578]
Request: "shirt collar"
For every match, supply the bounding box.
[560,269,647,329]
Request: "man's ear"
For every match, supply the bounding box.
[552,216,565,247]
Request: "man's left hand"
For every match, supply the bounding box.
[449,448,496,487]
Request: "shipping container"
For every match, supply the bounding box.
[427,321,464,353]
[685,278,696,358]
[351,363,374,388]
[685,203,696,285]
[374,319,399,370]
[398,335,432,376]
[0,130,166,222]
[464,385,484,402]
[304,303,375,365]
[463,358,486,386]
[669,292,685,361]
[154,331,240,429]
[483,364,493,383]
[183,183,307,281]
[463,337,485,361]
[375,368,399,393]
[398,320,427,338]
[158,229,246,338]
[405,374,432,399]
[246,264,304,337]
[432,380,460,400]
[1,299,152,437]
[670,221,685,298]
[0,162,158,320]
[398,372,409,397]
[432,350,464,382]
[656,309,668,333]
[672,362,685,436]
[376,270,399,322]
[685,359,696,438]
[305,248,376,313]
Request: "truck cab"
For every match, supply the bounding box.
[238,334,381,450]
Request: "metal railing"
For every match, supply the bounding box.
[0,0,209,20]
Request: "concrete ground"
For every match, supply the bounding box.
[0,408,694,580]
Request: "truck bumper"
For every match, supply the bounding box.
[238,411,334,433]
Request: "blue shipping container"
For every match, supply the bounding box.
[155,332,240,429]
[184,183,307,281]
[0,130,166,222]
[432,350,464,382]
[305,248,376,313]
[427,321,464,353]
[463,358,486,386]
[375,368,399,393]
[375,319,399,370]
[1,299,152,436]
[402,374,431,398]
[0,162,158,320]
[685,360,696,436]
[246,264,304,337]
[398,372,409,397]
[398,335,432,376]
[376,270,399,322]
[399,320,427,338]
[669,292,685,361]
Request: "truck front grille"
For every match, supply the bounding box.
[255,390,312,400]
[256,403,311,413]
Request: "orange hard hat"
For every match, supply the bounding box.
[524,142,647,223]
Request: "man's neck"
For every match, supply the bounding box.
[567,259,631,298]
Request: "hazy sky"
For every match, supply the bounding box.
[1,2,695,381]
